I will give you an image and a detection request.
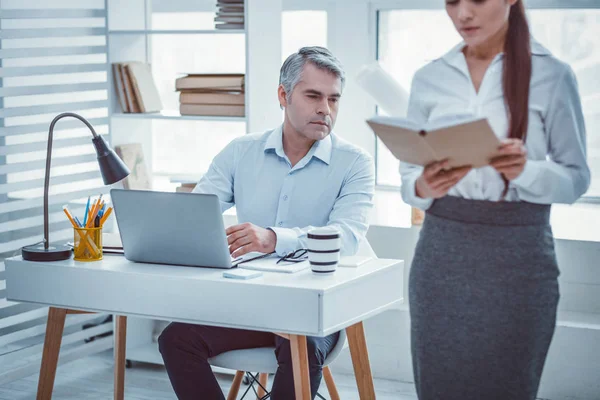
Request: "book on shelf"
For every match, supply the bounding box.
[179,91,244,105]
[217,0,244,4]
[114,143,152,190]
[214,16,244,23]
[125,62,163,113]
[112,62,162,113]
[175,73,245,91]
[116,64,137,113]
[180,103,245,117]
[217,9,244,15]
[112,64,128,113]
[215,23,244,30]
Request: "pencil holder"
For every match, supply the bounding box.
[73,226,103,261]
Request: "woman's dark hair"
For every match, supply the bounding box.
[502,0,531,196]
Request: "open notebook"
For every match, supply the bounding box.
[367,114,501,168]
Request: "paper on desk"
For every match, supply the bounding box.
[102,232,123,249]
[238,255,309,274]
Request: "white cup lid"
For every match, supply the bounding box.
[308,226,340,237]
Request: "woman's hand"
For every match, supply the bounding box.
[490,139,527,181]
[415,160,471,199]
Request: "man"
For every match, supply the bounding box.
[158,46,375,400]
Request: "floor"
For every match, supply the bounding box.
[0,350,419,399]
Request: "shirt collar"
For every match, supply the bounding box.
[441,36,552,67]
[264,124,332,165]
[264,125,285,158]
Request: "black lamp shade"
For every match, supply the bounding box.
[92,135,131,185]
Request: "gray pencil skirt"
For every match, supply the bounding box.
[410,196,560,400]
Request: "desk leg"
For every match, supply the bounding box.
[36,307,67,400]
[289,334,311,400]
[347,322,376,400]
[114,315,127,400]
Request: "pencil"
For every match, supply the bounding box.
[99,207,113,226]
[83,196,91,226]
[88,200,104,228]
[87,199,99,228]
[62,207,78,228]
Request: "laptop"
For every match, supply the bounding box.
[111,189,239,269]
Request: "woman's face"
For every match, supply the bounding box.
[445,0,517,48]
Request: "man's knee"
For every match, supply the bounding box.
[158,323,181,356]
[158,323,208,360]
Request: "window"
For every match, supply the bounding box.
[376,5,600,199]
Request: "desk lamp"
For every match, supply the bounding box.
[21,112,130,261]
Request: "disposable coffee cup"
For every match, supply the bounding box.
[307,227,341,274]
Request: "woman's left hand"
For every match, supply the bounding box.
[490,139,527,181]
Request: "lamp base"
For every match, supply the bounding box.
[22,244,72,262]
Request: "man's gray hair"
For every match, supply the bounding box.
[279,46,345,101]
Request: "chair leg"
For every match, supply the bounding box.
[323,366,340,400]
[36,307,67,400]
[228,371,245,400]
[256,373,268,399]
[114,315,127,400]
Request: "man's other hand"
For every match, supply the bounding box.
[226,223,277,258]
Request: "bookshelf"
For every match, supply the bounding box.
[109,29,245,35]
[106,0,283,370]
[111,110,245,122]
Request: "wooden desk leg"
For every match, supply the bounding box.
[114,315,127,400]
[37,307,67,400]
[347,322,376,400]
[289,334,311,400]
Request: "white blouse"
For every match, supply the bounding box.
[400,38,591,210]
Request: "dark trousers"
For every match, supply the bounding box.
[158,323,339,400]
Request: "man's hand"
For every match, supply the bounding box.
[490,139,527,181]
[415,159,471,199]
[226,223,277,258]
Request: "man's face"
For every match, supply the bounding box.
[279,63,342,141]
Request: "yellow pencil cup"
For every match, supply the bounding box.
[73,226,103,262]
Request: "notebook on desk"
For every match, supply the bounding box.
[237,254,310,274]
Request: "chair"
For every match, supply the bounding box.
[209,330,347,400]
[209,239,375,400]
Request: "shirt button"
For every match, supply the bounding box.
[283,195,288,201]
[278,222,283,227]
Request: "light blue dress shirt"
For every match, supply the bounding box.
[192,125,375,256]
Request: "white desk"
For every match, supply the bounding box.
[5,255,404,400]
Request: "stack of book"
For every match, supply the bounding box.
[215,0,244,30]
[176,73,245,117]
[112,62,163,113]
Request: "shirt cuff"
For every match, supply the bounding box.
[401,176,434,210]
[268,227,299,256]
[511,160,539,189]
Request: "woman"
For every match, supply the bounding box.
[400,0,590,399]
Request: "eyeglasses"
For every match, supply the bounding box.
[276,249,308,264]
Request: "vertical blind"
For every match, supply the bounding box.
[0,0,113,384]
